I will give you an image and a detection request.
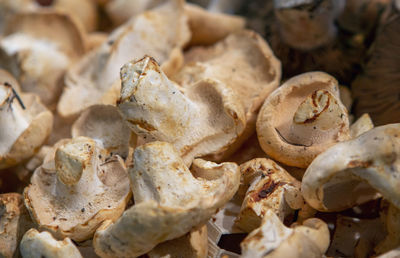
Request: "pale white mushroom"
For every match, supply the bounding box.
[24,136,131,241]
[302,123,400,212]
[235,158,302,233]
[93,141,240,257]
[0,70,53,169]
[57,0,191,118]
[174,29,281,160]
[0,193,34,258]
[241,210,330,258]
[257,72,350,168]
[0,11,86,106]
[20,229,82,258]
[118,56,245,165]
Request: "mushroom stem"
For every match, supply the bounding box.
[55,137,97,186]
[0,83,29,156]
[274,0,345,50]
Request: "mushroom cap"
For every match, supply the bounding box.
[0,193,34,258]
[24,137,131,241]
[71,105,132,159]
[184,3,246,46]
[93,141,240,257]
[118,56,245,165]
[0,11,86,106]
[241,210,330,258]
[235,158,302,232]
[350,113,374,138]
[352,15,400,126]
[147,224,208,258]
[257,71,350,168]
[302,123,400,212]
[0,72,53,169]
[57,0,190,118]
[20,229,82,258]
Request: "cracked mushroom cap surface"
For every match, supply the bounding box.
[57,0,191,118]
[20,229,82,258]
[302,123,400,212]
[0,193,34,258]
[93,141,240,257]
[256,71,350,168]
[24,136,131,242]
[118,56,246,165]
[0,70,53,169]
[235,158,303,233]
[71,105,133,159]
[0,11,86,106]
[241,210,330,258]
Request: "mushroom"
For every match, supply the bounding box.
[71,104,133,159]
[184,3,246,46]
[240,210,330,258]
[352,12,400,126]
[93,141,240,257]
[57,0,190,118]
[0,0,36,35]
[0,193,34,258]
[302,123,400,212]
[256,72,350,168]
[147,225,208,258]
[20,229,82,258]
[117,56,245,165]
[0,70,53,169]
[235,158,303,232]
[0,11,86,106]
[350,113,374,138]
[173,29,281,160]
[375,203,400,254]
[24,136,131,241]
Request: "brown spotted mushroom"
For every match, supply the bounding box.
[256,71,350,168]
[235,158,302,232]
[24,136,131,241]
[93,141,240,257]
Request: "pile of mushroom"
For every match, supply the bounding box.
[0,0,399,257]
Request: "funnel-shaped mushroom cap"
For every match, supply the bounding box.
[0,193,34,258]
[241,210,330,258]
[235,158,302,232]
[302,123,400,212]
[0,70,53,169]
[184,3,246,46]
[72,105,132,159]
[58,0,190,117]
[0,11,85,106]
[93,141,240,257]
[118,56,245,165]
[24,137,131,241]
[20,229,82,258]
[257,72,350,168]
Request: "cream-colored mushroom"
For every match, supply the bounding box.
[0,70,53,169]
[0,11,85,106]
[184,3,246,46]
[147,225,208,258]
[235,158,302,233]
[0,193,34,258]
[93,141,240,257]
[20,229,82,258]
[241,210,330,258]
[24,136,131,241]
[350,113,374,138]
[118,56,245,165]
[173,29,281,160]
[302,123,400,212]
[257,72,350,168]
[57,0,190,118]
[0,0,36,35]
[71,105,133,159]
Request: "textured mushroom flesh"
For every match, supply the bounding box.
[275,82,348,147]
